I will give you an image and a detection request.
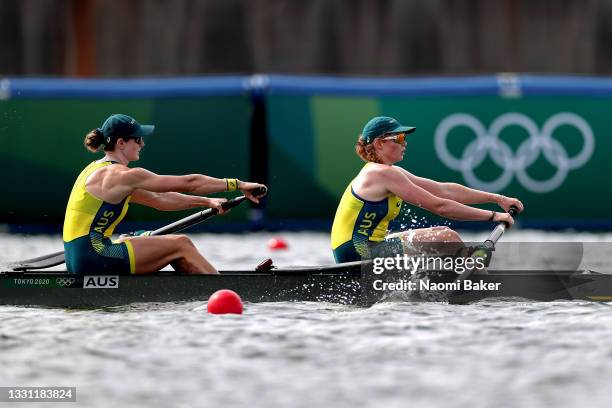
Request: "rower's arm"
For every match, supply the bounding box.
[115,168,266,204]
[398,167,523,212]
[381,167,498,222]
[419,178,499,205]
[117,168,230,195]
[400,171,450,198]
[441,182,501,204]
[130,190,223,211]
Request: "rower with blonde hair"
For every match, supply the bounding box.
[331,116,524,263]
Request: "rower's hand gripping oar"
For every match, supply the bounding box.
[8,186,267,271]
[446,205,519,296]
[149,186,266,236]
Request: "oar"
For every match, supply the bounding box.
[8,187,267,271]
[149,186,266,235]
[445,205,519,297]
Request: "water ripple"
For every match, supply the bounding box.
[2,232,612,408]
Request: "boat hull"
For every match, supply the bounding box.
[1,264,612,308]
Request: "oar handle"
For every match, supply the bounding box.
[486,205,520,247]
[508,205,519,217]
[214,185,267,214]
[205,186,267,216]
[220,186,267,211]
[150,186,267,236]
[500,205,519,229]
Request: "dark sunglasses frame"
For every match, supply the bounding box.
[128,136,143,145]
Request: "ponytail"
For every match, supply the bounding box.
[84,128,118,152]
[84,129,105,152]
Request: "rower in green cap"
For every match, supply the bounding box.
[330,116,524,263]
[63,114,266,275]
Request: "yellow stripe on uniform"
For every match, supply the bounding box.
[125,240,136,274]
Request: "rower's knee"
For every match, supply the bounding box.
[172,234,196,249]
[438,227,462,242]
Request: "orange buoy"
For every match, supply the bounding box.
[207,289,243,314]
[267,237,288,250]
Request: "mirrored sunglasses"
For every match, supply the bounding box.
[381,132,406,144]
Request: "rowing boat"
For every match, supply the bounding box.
[4,199,610,308]
[1,263,611,308]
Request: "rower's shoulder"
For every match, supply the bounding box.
[110,167,158,185]
[90,162,127,178]
[89,164,146,187]
[361,163,404,179]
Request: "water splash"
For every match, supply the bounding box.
[389,205,452,235]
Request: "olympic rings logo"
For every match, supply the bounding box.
[56,277,76,287]
[434,112,595,193]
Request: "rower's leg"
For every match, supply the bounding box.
[127,235,218,275]
[389,226,464,255]
[168,236,217,274]
[413,226,463,243]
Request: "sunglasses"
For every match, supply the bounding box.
[129,136,143,145]
[381,132,407,144]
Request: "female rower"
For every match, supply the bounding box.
[63,113,266,275]
[330,116,524,263]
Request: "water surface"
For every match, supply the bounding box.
[1,231,611,408]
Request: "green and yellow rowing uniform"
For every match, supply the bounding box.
[63,160,135,274]
[331,168,403,263]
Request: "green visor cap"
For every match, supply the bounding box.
[100,114,155,142]
[361,116,416,144]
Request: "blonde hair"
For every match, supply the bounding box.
[355,135,383,163]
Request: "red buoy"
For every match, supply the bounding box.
[207,289,243,314]
[267,237,288,250]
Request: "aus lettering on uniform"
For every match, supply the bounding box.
[358,212,376,236]
[94,211,115,234]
